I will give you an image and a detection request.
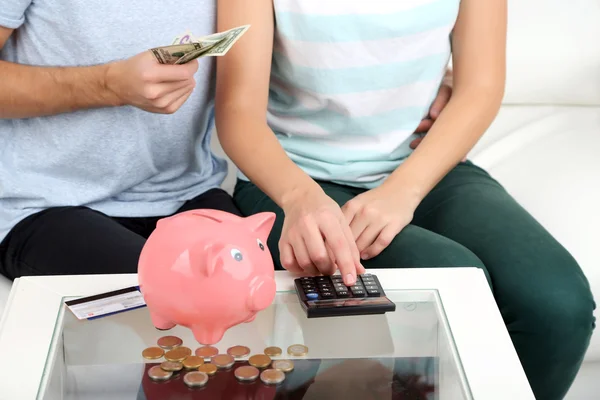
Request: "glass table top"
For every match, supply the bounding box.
[39,289,472,400]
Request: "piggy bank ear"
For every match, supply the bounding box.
[245,212,276,242]
[190,241,225,277]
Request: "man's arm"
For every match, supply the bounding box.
[0,26,199,119]
[383,0,506,200]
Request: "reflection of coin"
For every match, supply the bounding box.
[235,365,260,382]
[287,344,308,356]
[264,346,282,357]
[157,336,183,350]
[212,354,235,369]
[165,347,191,362]
[227,345,251,358]
[198,363,217,376]
[182,356,204,370]
[148,365,172,381]
[272,359,294,373]
[260,368,285,385]
[248,354,271,368]
[160,361,183,372]
[195,346,219,359]
[183,371,209,388]
[142,347,164,360]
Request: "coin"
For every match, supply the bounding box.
[183,371,209,388]
[227,345,251,358]
[248,354,271,369]
[195,346,219,360]
[260,368,285,385]
[235,365,260,382]
[142,347,164,360]
[212,354,235,369]
[287,344,308,356]
[272,359,294,373]
[148,365,172,381]
[182,355,204,370]
[198,363,218,376]
[165,347,191,362]
[160,361,183,372]
[264,346,282,357]
[157,335,183,350]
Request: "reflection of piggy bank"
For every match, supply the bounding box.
[138,209,277,345]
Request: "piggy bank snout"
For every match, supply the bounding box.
[248,276,276,312]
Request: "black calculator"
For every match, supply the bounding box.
[294,273,396,318]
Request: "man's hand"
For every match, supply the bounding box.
[106,51,199,114]
[342,184,419,260]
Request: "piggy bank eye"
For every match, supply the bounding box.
[257,238,265,251]
[230,249,243,262]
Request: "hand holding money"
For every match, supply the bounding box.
[150,25,250,65]
[106,51,199,114]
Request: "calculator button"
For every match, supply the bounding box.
[318,282,332,288]
[306,292,319,300]
[334,284,347,292]
[351,290,366,297]
[316,277,329,282]
[304,288,317,293]
[365,285,379,291]
[319,288,332,294]
[300,277,313,282]
[336,291,349,297]
[331,276,343,282]
[320,292,334,298]
[366,289,381,297]
[303,283,316,288]
[349,285,364,291]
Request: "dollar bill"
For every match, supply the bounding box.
[151,25,250,65]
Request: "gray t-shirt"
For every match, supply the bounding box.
[0,0,227,243]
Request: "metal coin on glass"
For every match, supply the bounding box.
[235,365,260,382]
[198,363,218,376]
[182,355,204,370]
[157,335,183,350]
[227,345,251,358]
[160,361,183,372]
[287,344,308,356]
[264,346,282,357]
[142,347,164,360]
[212,354,235,369]
[260,368,285,385]
[183,371,209,388]
[248,354,271,369]
[272,359,294,373]
[195,346,219,360]
[148,365,172,381]
[165,347,191,362]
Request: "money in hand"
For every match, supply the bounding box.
[150,25,250,65]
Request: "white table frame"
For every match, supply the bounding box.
[0,267,535,399]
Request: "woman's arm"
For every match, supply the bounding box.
[215,0,363,285]
[384,0,507,198]
[342,0,507,259]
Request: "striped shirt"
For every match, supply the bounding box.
[262,0,460,188]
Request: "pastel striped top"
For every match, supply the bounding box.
[262,0,460,188]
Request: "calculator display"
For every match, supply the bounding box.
[307,297,394,308]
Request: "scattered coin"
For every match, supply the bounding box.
[195,346,219,360]
[227,345,251,358]
[142,347,164,360]
[165,347,191,362]
[248,354,271,369]
[264,346,282,357]
[157,335,183,350]
[198,363,218,376]
[182,355,204,370]
[287,344,308,356]
[148,365,172,381]
[272,359,294,373]
[183,371,209,388]
[160,361,183,372]
[235,365,260,382]
[212,354,235,369]
[260,368,285,385]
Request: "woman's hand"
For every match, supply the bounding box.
[280,186,365,286]
[342,184,420,260]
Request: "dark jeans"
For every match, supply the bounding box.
[0,188,241,278]
[234,162,596,400]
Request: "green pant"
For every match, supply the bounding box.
[234,162,595,400]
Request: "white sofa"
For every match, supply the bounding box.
[1,0,598,398]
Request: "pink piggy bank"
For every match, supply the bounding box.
[137,209,277,345]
